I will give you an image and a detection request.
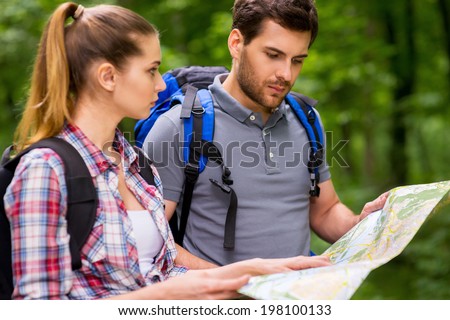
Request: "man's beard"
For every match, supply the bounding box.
[236,49,291,111]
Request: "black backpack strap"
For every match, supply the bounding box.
[4,138,98,271]
[180,85,199,119]
[0,147,17,298]
[176,88,238,250]
[134,147,156,187]
[192,140,237,250]
[205,145,237,250]
[176,95,204,245]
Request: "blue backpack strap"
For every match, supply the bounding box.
[196,89,215,172]
[186,89,238,249]
[181,88,215,173]
[175,87,217,245]
[285,93,324,197]
[176,88,239,249]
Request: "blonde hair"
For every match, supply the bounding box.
[14,2,157,151]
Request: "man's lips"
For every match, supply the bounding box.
[268,85,285,94]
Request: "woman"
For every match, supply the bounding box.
[4,2,329,300]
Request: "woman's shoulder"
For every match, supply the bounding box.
[14,147,66,179]
[4,147,68,214]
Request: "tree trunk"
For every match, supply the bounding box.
[384,0,417,185]
[437,0,450,83]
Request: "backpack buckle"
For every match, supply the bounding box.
[191,106,205,115]
[309,172,321,197]
[210,178,231,193]
[184,163,199,183]
[307,109,316,123]
[308,148,324,169]
[222,166,233,186]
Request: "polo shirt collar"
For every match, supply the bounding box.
[209,74,287,123]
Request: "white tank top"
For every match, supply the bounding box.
[127,210,164,275]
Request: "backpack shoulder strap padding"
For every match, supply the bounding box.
[286,92,323,147]
[4,138,98,270]
[181,88,215,173]
[285,93,324,197]
[173,88,219,246]
[171,66,229,92]
[0,138,98,299]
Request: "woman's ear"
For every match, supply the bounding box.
[97,62,116,92]
[228,28,244,60]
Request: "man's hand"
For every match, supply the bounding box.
[358,191,390,222]
[212,255,331,279]
[243,255,332,275]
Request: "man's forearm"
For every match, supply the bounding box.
[174,244,218,269]
[317,202,359,243]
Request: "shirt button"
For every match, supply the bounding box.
[249,115,256,121]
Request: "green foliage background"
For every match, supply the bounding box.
[0,0,448,299]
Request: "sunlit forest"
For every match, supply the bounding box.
[0,0,449,299]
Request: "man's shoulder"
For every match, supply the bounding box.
[149,104,184,132]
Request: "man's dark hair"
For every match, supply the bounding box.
[232,0,318,47]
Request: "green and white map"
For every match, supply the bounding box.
[239,180,450,300]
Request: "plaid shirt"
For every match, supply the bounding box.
[4,124,187,300]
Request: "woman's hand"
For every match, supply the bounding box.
[118,270,250,300]
[158,255,331,299]
[111,255,330,300]
[158,270,250,300]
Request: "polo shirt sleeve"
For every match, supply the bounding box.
[142,112,185,203]
[4,149,73,299]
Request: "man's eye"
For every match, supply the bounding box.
[266,52,278,59]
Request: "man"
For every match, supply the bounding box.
[143,0,387,266]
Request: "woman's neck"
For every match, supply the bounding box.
[71,97,120,151]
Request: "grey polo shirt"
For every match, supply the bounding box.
[143,74,331,266]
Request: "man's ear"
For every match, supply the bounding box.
[97,62,116,92]
[228,28,244,60]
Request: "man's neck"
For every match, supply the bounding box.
[222,72,273,124]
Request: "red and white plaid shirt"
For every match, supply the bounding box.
[4,123,187,299]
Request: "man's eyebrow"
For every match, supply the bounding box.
[265,46,308,58]
[152,60,161,66]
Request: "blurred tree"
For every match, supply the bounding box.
[0,0,47,149]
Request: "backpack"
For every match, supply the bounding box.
[0,137,155,300]
[134,66,324,251]
[135,66,229,148]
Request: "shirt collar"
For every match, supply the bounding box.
[209,73,287,123]
[59,123,139,177]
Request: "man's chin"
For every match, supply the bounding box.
[265,96,285,109]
